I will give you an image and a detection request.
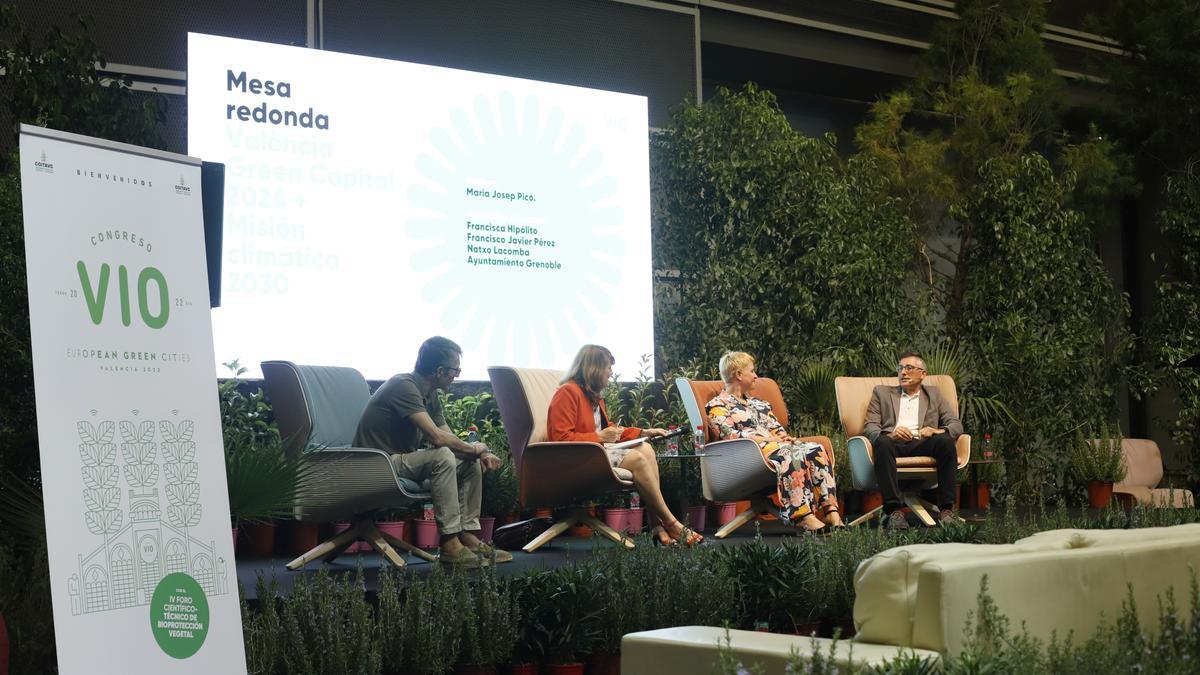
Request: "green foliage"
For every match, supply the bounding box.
[519,564,604,664]
[1068,424,1128,484]
[400,565,465,673]
[653,84,925,416]
[0,539,55,673]
[458,565,520,667]
[952,155,1133,502]
[716,534,815,632]
[0,8,167,483]
[1145,174,1200,487]
[1095,0,1200,173]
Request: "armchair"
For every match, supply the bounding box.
[676,377,834,538]
[1113,438,1195,508]
[261,360,438,569]
[834,376,970,527]
[488,366,636,552]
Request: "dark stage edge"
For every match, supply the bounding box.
[236,510,993,601]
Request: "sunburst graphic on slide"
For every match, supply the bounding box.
[407,92,625,366]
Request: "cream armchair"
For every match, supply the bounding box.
[676,377,833,538]
[1113,438,1195,508]
[488,366,636,552]
[834,376,970,526]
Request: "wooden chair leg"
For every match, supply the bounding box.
[584,513,635,549]
[523,518,571,553]
[364,525,407,568]
[379,529,438,562]
[714,506,758,539]
[848,505,882,527]
[287,523,361,570]
[905,494,938,527]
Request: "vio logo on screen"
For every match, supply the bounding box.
[76,262,170,329]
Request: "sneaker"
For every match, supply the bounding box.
[884,510,910,530]
[937,509,966,526]
[470,542,514,564]
[439,546,486,568]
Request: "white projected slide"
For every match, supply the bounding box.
[187,33,653,380]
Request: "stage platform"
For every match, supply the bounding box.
[236,509,995,600]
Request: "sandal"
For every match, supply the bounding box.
[651,525,675,546]
[665,520,704,546]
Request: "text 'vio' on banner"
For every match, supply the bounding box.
[19,124,246,674]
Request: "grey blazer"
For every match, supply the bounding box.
[863,384,963,443]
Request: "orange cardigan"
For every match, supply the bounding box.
[546,380,643,443]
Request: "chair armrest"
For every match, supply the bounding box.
[521,441,632,508]
[847,436,877,492]
[955,434,971,469]
[699,438,774,502]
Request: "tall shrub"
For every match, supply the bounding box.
[954,155,1133,500]
[652,84,925,410]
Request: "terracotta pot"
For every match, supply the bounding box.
[735,499,752,514]
[241,521,277,558]
[842,490,862,515]
[1,609,9,675]
[685,505,707,532]
[1087,481,1115,509]
[414,518,440,549]
[602,508,628,532]
[624,507,644,535]
[479,516,496,543]
[544,663,585,675]
[973,484,991,510]
[507,664,539,675]
[454,664,498,675]
[533,507,553,519]
[585,652,620,675]
[568,522,593,538]
[501,512,521,525]
[860,491,883,514]
[710,501,739,526]
[285,521,319,555]
[378,520,407,548]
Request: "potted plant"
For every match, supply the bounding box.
[402,564,466,673]
[456,566,519,674]
[481,461,518,542]
[414,502,440,550]
[220,360,309,556]
[528,565,604,675]
[1070,428,1127,508]
[596,490,630,534]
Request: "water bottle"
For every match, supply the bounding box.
[422,502,435,521]
[694,424,706,452]
[466,426,479,444]
[665,424,679,456]
[983,434,993,460]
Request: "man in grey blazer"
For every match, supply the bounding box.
[864,350,964,529]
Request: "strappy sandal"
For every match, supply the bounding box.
[665,520,704,546]
[651,525,675,546]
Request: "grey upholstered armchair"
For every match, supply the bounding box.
[261,360,437,569]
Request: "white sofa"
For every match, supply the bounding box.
[621,524,1200,673]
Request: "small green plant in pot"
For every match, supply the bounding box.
[1068,426,1127,508]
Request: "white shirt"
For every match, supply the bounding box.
[897,389,921,435]
[593,406,602,430]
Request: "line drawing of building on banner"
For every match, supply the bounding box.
[68,416,229,615]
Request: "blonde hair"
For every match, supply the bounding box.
[719,351,755,384]
[563,345,615,403]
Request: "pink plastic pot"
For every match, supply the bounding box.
[479,516,496,543]
[414,518,440,549]
[710,502,739,526]
[378,520,407,548]
[334,522,365,553]
[624,507,644,535]
[602,507,629,533]
[685,505,707,532]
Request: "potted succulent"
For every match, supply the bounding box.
[1070,429,1127,508]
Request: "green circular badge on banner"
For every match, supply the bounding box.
[149,573,210,659]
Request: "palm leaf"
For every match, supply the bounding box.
[225,443,313,524]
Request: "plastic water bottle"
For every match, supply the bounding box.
[422,502,435,521]
[665,424,679,456]
[694,424,706,452]
[629,492,640,509]
[466,425,479,443]
[983,434,993,460]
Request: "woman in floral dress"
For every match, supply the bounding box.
[705,351,841,532]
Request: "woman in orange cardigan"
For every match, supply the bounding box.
[547,344,703,546]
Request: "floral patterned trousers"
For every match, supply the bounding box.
[763,441,837,521]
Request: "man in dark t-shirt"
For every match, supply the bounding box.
[354,336,511,567]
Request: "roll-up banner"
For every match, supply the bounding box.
[19,124,245,674]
